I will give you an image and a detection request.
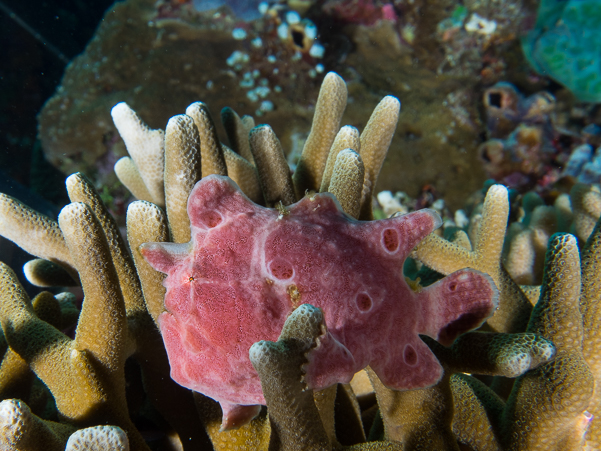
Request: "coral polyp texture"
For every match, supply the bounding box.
[0,70,600,450]
[141,175,497,428]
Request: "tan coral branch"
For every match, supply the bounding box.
[293,72,348,197]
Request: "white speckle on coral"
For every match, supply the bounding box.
[277,23,289,40]
[259,101,274,113]
[304,21,318,40]
[240,72,254,88]
[247,90,259,102]
[309,43,325,58]
[443,219,456,229]
[286,11,301,24]
[432,199,445,211]
[249,341,269,364]
[508,353,531,376]
[226,51,249,67]
[454,209,469,228]
[232,28,247,40]
[251,37,263,48]
[465,13,496,35]
[256,86,270,98]
[377,191,408,216]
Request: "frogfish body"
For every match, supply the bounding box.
[141,175,498,428]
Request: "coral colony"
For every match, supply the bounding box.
[1,69,601,451]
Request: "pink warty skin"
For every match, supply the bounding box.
[141,175,498,427]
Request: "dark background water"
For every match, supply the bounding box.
[0,0,113,203]
[0,0,113,293]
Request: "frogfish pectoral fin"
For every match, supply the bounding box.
[139,241,191,274]
[303,329,356,391]
[369,338,443,390]
[420,268,498,346]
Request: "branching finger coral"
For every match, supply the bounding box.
[220,107,255,166]
[503,204,557,285]
[111,71,400,223]
[292,72,348,198]
[570,183,601,245]
[250,304,403,451]
[0,399,75,451]
[502,234,594,450]
[413,184,532,333]
[0,254,145,448]
[1,71,409,449]
[431,331,555,378]
[0,69,599,451]
[364,329,555,449]
[0,195,78,284]
[249,125,296,207]
[579,211,601,449]
[111,102,165,207]
[441,233,593,450]
[250,304,332,450]
[0,183,206,449]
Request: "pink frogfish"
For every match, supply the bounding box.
[141,175,498,429]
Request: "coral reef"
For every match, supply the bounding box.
[38,0,495,214]
[476,80,601,194]
[563,143,601,185]
[1,71,600,451]
[37,0,326,181]
[478,82,557,190]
